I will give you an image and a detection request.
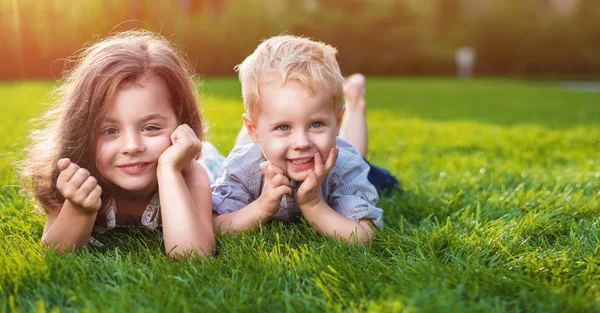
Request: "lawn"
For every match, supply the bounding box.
[1,78,599,312]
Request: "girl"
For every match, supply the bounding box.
[20,30,217,258]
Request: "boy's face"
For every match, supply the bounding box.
[244,81,342,182]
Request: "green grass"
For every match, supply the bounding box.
[1,78,599,312]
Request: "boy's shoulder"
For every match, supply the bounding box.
[330,137,367,174]
[222,141,265,175]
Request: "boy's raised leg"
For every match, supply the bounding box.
[339,74,368,158]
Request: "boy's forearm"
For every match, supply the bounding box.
[300,200,374,244]
[213,200,271,233]
[42,201,97,252]
[158,168,215,258]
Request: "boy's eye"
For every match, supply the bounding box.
[102,127,119,135]
[276,125,290,131]
[310,122,323,128]
[143,125,161,132]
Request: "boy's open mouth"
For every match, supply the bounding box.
[288,157,314,170]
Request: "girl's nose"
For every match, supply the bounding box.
[122,132,146,155]
[292,131,312,150]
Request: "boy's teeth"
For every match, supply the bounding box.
[292,158,311,165]
[125,164,142,169]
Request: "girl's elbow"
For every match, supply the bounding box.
[41,237,82,253]
[166,239,216,259]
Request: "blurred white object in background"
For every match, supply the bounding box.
[455,47,476,79]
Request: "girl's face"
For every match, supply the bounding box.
[96,75,178,197]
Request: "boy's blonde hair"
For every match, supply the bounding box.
[235,35,345,118]
[19,30,203,214]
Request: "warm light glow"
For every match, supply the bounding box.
[10,0,24,78]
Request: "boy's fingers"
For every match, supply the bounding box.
[274,185,293,197]
[299,169,317,192]
[275,173,290,187]
[324,148,338,173]
[314,153,323,176]
[268,164,284,175]
[267,174,289,190]
[265,165,284,180]
[259,161,272,177]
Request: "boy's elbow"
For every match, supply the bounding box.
[351,219,377,246]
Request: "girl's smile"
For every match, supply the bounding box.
[96,74,178,197]
[117,162,151,174]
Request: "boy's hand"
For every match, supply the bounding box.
[158,124,202,173]
[56,158,102,214]
[296,148,338,211]
[257,161,292,217]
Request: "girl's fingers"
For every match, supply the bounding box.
[57,158,71,171]
[170,127,180,143]
[69,168,91,188]
[56,162,81,189]
[172,124,195,142]
[85,185,103,210]
[78,176,98,195]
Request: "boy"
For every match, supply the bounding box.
[212,35,382,244]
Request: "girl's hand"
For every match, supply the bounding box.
[56,158,102,214]
[158,124,202,172]
[296,148,338,211]
[257,161,292,217]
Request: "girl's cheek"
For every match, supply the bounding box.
[153,135,174,153]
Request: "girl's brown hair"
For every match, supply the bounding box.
[19,30,203,213]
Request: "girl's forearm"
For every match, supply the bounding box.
[158,168,215,258]
[300,200,374,244]
[42,200,97,252]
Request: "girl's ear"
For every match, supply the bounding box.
[335,106,345,136]
[242,113,260,143]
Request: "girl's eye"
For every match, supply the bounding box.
[310,122,323,128]
[276,125,290,131]
[102,127,118,135]
[143,125,160,132]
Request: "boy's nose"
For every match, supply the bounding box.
[292,131,312,150]
[122,132,145,155]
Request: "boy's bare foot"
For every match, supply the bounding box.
[343,73,366,112]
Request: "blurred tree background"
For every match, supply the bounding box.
[1,0,599,80]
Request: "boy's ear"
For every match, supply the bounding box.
[335,106,345,136]
[242,113,260,143]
